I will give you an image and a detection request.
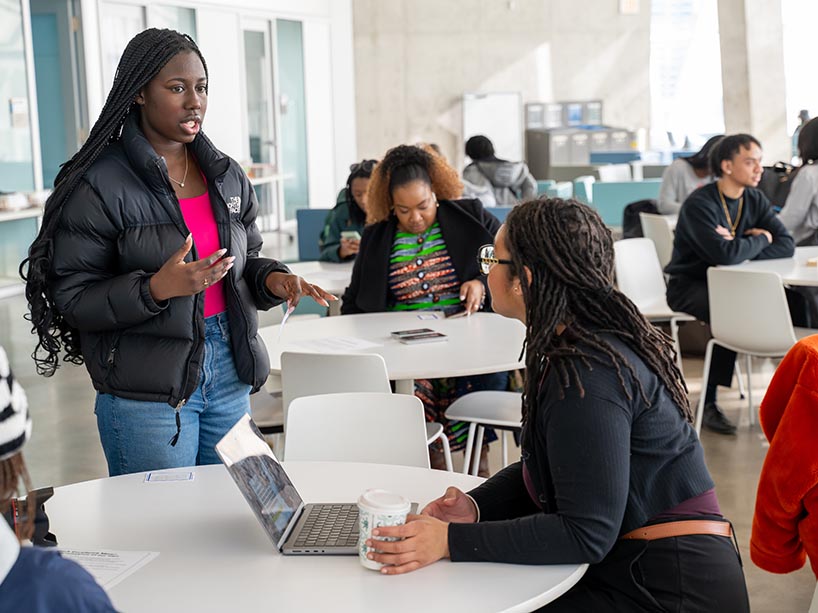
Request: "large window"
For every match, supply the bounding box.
[782,0,818,136]
[649,0,725,150]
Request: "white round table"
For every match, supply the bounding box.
[285,260,354,296]
[720,246,818,286]
[259,311,526,394]
[48,463,586,612]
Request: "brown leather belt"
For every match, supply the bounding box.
[621,520,733,541]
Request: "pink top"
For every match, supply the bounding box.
[178,190,227,317]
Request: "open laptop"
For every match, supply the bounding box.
[216,414,396,555]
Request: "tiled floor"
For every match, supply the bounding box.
[2,233,815,610]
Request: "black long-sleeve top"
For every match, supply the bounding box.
[447,333,714,565]
[665,182,795,280]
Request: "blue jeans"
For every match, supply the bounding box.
[95,313,252,476]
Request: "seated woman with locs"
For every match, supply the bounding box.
[341,145,506,474]
[318,159,376,261]
[367,198,750,611]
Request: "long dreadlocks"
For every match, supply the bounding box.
[505,198,692,423]
[20,29,208,377]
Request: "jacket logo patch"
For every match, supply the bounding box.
[227,196,241,214]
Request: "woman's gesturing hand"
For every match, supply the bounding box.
[421,487,478,523]
[365,514,450,575]
[265,272,337,308]
[149,235,234,302]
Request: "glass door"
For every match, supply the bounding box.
[276,19,309,221]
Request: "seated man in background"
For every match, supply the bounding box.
[318,159,377,262]
[462,135,536,207]
[665,133,795,435]
[0,345,116,611]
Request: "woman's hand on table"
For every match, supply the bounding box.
[365,514,450,575]
[459,279,485,314]
[265,272,337,307]
[421,486,478,523]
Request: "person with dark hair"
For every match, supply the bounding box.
[779,118,818,245]
[318,159,377,261]
[20,29,334,477]
[657,134,723,215]
[463,135,537,207]
[666,134,795,435]
[341,144,506,474]
[365,198,749,611]
[0,346,116,611]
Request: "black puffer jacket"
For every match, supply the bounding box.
[51,111,288,407]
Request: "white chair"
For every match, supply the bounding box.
[696,268,813,434]
[445,390,522,476]
[284,392,430,468]
[280,352,453,470]
[597,163,632,182]
[613,238,694,372]
[639,212,675,270]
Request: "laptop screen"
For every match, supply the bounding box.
[215,414,304,549]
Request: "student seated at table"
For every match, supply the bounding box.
[318,159,377,262]
[463,135,537,207]
[779,118,818,246]
[0,345,116,612]
[657,135,722,215]
[665,133,795,435]
[367,198,750,612]
[341,144,505,475]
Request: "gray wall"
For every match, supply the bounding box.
[353,0,651,166]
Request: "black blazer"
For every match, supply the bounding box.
[341,199,501,314]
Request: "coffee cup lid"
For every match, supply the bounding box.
[357,489,410,514]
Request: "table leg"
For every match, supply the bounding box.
[395,379,415,395]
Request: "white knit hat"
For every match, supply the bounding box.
[0,346,31,461]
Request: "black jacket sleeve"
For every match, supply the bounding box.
[680,195,772,266]
[340,224,372,315]
[448,391,632,565]
[239,171,290,310]
[51,181,168,332]
[465,462,540,521]
[751,193,796,260]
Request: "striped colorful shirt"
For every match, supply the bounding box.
[387,222,461,313]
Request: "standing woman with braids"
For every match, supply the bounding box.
[20,29,334,477]
[341,145,506,474]
[366,198,749,611]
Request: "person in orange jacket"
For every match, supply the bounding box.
[751,334,818,578]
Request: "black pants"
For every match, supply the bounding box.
[666,276,735,401]
[541,524,750,612]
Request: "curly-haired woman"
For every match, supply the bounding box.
[341,144,506,473]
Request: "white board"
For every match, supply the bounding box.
[462,92,523,162]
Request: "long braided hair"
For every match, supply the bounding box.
[20,29,208,377]
[504,198,691,424]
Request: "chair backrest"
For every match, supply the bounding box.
[490,206,513,223]
[573,175,595,204]
[284,392,430,467]
[597,163,632,182]
[707,267,797,354]
[280,352,391,424]
[536,179,556,195]
[613,238,670,311]
[639,212,675,269]
[295,208,329,261]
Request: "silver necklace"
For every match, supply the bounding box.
[168,147,189,188]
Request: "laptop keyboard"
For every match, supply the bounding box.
[293,504,359,548]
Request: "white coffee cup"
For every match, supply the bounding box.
[357,489,411,571]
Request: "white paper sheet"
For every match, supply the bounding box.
[288,336,381,353]
[60,549,159,589]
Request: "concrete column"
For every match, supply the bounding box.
[718,0,789,161]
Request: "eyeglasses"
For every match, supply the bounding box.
[477,244,513,275]
[349,160,377,175]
